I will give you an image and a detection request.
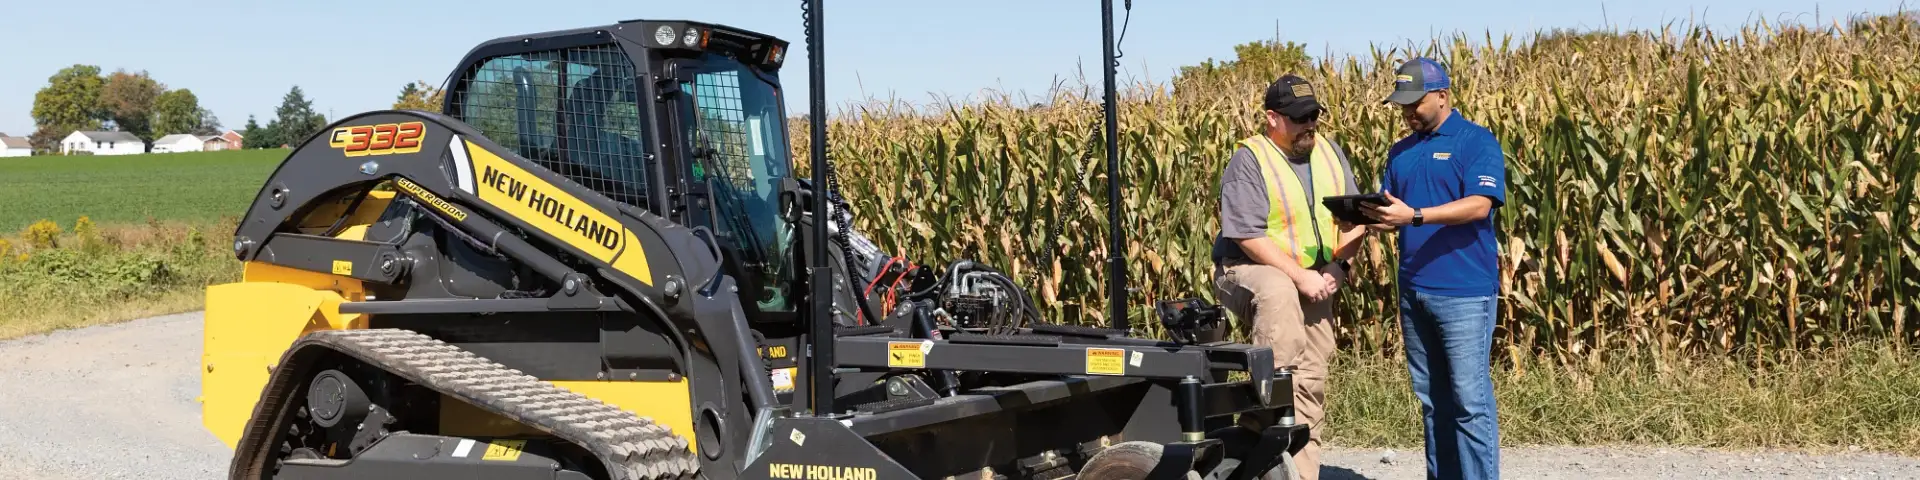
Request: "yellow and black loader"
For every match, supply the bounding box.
[199,2,1309,479]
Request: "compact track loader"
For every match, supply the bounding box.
[200,2,1309,479]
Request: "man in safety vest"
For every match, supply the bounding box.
[1210,74,1368,480]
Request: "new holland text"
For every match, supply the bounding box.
[482,165,622,251]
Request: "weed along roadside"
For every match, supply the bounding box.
[0,216,239,340]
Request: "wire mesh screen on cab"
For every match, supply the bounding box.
[449,44,651,208]
[689,70,755,192]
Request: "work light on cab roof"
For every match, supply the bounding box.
[629,19,790,70]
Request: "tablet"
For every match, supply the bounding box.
[1320,193,1390,225]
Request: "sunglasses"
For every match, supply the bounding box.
[1280,109,1321,124]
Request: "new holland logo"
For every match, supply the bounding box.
[1433,152,1452,160]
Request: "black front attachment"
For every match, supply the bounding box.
[738,417,916,480]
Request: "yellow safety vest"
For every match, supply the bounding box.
[1238,133,1348,269]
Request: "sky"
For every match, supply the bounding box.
[0,0,1912,138]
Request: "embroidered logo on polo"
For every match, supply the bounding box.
[1478,175,1498,188]
[1432,152,1452,160]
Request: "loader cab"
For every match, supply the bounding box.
[441,20,802,321]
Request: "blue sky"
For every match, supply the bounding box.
[0,0,1910,137]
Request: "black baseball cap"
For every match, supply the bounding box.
[1264,74,1324,119]
[1382,57,1451,105]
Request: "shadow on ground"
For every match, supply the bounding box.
[1320,466,1376,480]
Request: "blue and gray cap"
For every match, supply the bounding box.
[1382,57,1450,105]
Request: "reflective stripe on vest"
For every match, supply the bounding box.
[1239,134,1347,269]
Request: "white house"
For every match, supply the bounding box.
[152,134,206,153]
[0,136,30,157]
[61,131,145,155]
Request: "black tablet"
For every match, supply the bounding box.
[1321,193,1390,225]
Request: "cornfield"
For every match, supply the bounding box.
[792,13,1920,363]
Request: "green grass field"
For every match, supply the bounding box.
[0,149,287,232]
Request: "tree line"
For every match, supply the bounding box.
[238,80,442,150]
[27,65,222,153]
[27,63,448,153]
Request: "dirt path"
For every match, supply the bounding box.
[2,312,1916,479]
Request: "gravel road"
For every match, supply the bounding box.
[3,312,1918,479]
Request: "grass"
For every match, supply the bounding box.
[1327,343,1920,456]
[0,149,287,232]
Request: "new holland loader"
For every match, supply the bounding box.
[198,1,1309,479]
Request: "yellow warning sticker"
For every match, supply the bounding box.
[1086,348,1127,375]
[888,341,925,369]
[483,439,526,461]
[331,260,352,275]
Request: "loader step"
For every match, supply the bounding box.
[227,329,699,480]
[946,333,1061,347]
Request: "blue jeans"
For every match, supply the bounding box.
[1400,290,1500,480]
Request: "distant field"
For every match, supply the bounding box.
[0,149,287,231]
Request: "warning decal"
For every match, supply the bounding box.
[483,439,526,461]
[888,341,925,368]
[1086,348,1126,375]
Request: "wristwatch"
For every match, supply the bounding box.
[1412,208,1425,226]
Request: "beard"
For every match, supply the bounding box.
[1282,130,1315,158]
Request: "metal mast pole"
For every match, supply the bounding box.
[804,0,835,417]
[1100,0,1127,332]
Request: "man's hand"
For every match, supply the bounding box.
[1318,263,1349,298]
[1364,191,1417,226]
[1326,262,1349,289]
[1290,268,1331,303]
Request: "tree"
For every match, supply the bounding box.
[393,80,444,113]
[29,64,107,152]
[151,88,203,137]
[241,115,276,150]
[1170,40,1314,98]
[98,69,164,141]
[259,85,325,148]
[194,108,223,136]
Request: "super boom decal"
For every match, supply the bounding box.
[459,139,655,286]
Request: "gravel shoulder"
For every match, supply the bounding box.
[0,312,226,480]
[2,312,1918,479]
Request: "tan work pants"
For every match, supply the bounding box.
[1212,261,1338,480]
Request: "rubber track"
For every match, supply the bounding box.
[236,329,700,480]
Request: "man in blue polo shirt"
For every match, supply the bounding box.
[1364,57,1506,480]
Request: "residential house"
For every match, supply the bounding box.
[61,131,146,155]
[0,136,30,157]
[201,135,232,151]
[152,134,206,153]
[217,130,244,149]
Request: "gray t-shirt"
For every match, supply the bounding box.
[1212,138,1361,266]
